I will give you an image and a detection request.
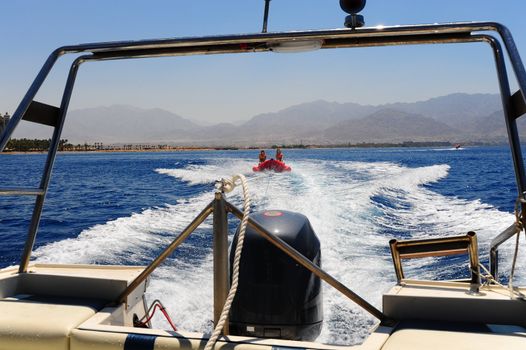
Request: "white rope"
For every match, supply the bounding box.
[477,262,526,300]
[204,174,250,350]
[478,263,504,288]
[263,172,272,198]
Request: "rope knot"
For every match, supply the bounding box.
[515,196,525,232]
[218,175,244,194]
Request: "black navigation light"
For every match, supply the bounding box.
[340,0,366,29]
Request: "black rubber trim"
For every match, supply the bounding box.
[124,333,157,350]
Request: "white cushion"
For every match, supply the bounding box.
[0,296,101,350]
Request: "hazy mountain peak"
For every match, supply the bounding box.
[11,93,510,145]
[367,108,416,117]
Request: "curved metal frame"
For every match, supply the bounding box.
[1,22,525,289]
[389,232,480,293]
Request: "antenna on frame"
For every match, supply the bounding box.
[262,0,271,33]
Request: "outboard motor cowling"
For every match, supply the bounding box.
[229,210,323,341]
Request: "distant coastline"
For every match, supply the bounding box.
[1,139,507,155]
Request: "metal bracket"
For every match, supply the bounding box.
[390,232,480,293]
[490,223,520,280]
[22,101,61,127]
[510,90,526,121]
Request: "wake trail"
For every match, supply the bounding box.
[32,157,524,345]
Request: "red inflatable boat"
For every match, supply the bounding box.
[253,159,292,172]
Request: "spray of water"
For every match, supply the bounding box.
[33,157,524,345]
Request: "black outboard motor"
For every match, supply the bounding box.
[229,210,323,341]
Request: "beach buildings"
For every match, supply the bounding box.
[0,113,10,135]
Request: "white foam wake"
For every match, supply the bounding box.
[156,159,254,186]
[33,157,524,345]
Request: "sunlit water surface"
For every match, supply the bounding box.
[1,146,524,345]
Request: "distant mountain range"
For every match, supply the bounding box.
[12,93,519,145]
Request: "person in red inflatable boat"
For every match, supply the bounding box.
[275,148,283,162]
[253,149,291,172]
[259,150,267,163]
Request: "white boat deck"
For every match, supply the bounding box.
[0,264,525,350]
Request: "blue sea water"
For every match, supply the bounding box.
[0,146,524,344]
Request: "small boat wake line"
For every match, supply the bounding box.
[33,158,523,345]
[156,159,255,186]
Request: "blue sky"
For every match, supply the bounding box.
[1,0,526,123]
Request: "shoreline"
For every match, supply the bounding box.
[0,142,509,155]
[1,148,216,155]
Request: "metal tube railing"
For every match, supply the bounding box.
[389,232,480,293]
[0,23,514,73]
[19,58,82,273]
[483,31,526,282]
[2,19,526,324]
[485,33,526,201]
[0,188,45,196]
[5,23,526,277]
[84,34,483,63]
[225,201,386,322]
[117,201,214,304]
[490,223,518,280]
[213,192,229,333]
[16,22,507,56]
[0,49,62,151]
[116,194,387,330]
[497,24,526,132]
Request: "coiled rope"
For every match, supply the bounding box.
[204,174,250,350]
